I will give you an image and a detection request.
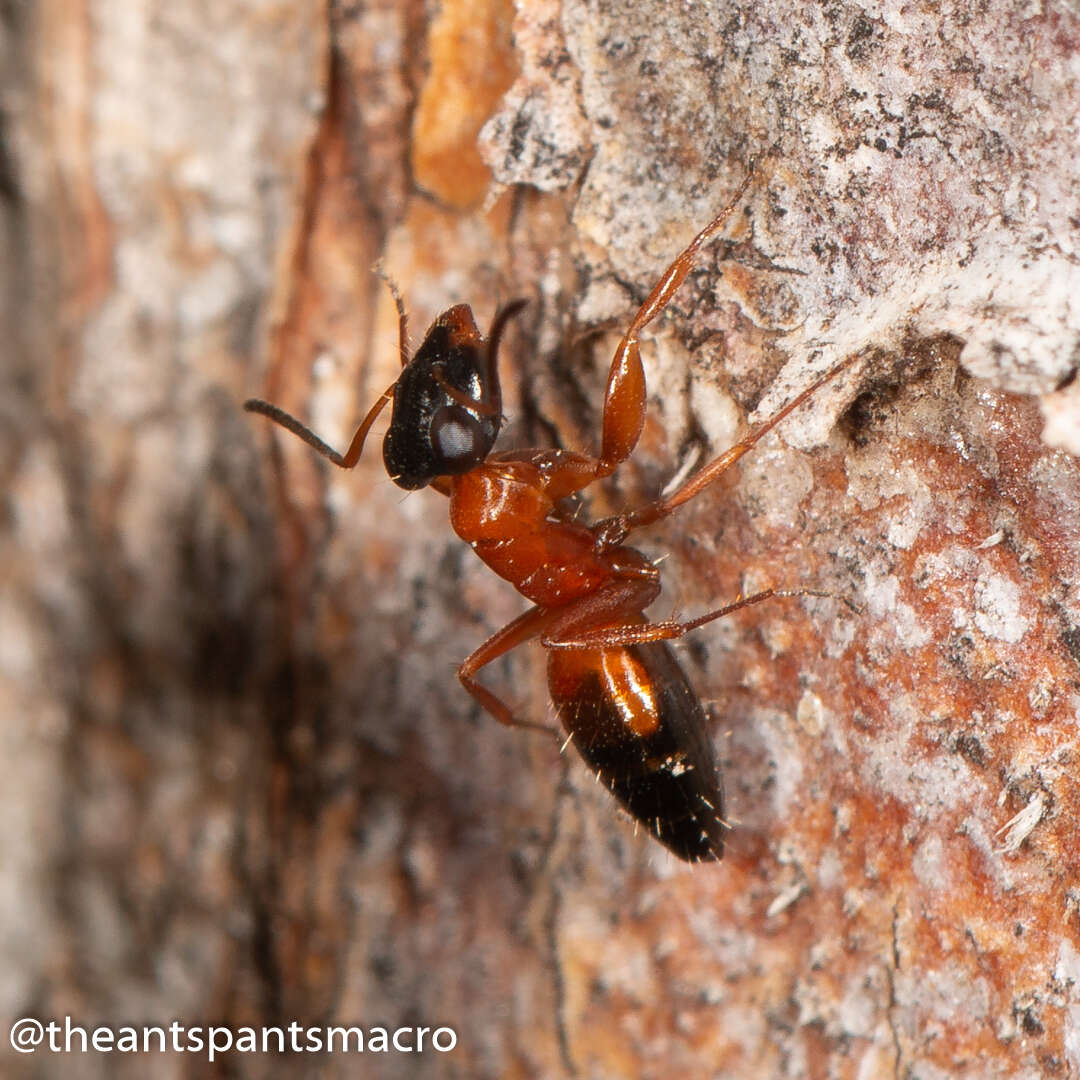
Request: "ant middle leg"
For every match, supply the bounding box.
[591,351,862,549]
[457,604,567,738]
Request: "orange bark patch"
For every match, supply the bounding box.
[411,0,519,208]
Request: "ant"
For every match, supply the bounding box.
[245,167,857,862]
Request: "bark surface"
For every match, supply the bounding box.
[3,1,1080,1078]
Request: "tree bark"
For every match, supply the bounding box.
[3,1,1080,1078]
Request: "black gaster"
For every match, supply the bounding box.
[549,641,726,861]
[382,310,501,490]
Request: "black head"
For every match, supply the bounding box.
[383,302,523,490]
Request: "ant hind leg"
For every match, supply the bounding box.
[542,587,856,651]
[457,604,565,741]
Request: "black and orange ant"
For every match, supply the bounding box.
[245,167,857,862]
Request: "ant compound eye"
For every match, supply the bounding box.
[430,406,487,473]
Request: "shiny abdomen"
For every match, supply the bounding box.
[547,640,726,861]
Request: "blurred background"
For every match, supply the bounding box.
[2,1,1080,1077]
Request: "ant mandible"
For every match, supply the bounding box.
[245,166,857,862]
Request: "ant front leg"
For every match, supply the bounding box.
[597,167,760,476]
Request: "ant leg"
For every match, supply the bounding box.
[244,380,397,469]
[458,604,566,738]
[598,166,761,475]
[527,576,664,651]
[594,352,861,544]
[543,587,848,651]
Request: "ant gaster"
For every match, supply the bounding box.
[245,168,857,862]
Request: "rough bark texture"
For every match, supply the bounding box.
[3,1,1080,1078]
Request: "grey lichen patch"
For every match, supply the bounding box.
[1054,940,1080,1074]
[974,571,1030,645]
[845,449,934,549]
[860,561,931,651]
[911,833,951,895]
[737,438,814,534]
[484,0,1080,458]
[479,80,591,191]
[478,0,591,191]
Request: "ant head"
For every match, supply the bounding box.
[383,302,523,490]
